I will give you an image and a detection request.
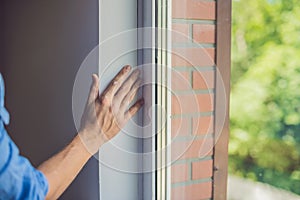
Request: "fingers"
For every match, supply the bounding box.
[125,98,144,121]
[101,65,131,100]
[114,69,140,105]
[88,74,100,104]
[120,79,141,111]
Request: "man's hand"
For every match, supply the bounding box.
[39,65,144,200]
[79,65,144,154]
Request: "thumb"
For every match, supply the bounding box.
[88,74,100,103]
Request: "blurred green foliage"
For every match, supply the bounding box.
[230,0,300,194]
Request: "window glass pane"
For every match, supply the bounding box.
[229,0,300,199]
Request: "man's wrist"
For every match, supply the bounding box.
[77,130,104,155]
[73,134,95,158]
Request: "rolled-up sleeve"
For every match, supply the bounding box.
[0,125,49,200]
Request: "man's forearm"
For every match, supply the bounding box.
[38,134,94,200]
[37,67,143,199]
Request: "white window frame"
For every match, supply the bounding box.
[98,0,171,199]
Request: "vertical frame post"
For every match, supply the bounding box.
[213,0,232,199]
[156,0,172,199]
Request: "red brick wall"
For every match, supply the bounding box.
[171,0,216,199]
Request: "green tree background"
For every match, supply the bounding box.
[230,0,300,194]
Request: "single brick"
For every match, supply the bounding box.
[171,93,214,115]
[193,24,216,44]
[192,159,213,180]
[171,118,191,137]
[171,182,212,200]
[171,163,189,183]
[171,138,214,161]
[172,23,190,43]
[193,116,214,135]
[172,0,216,20]
[172,48,215,67]
[172,70,191,90]
[192,70,215,90]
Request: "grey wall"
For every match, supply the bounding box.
[0,1,99,199]
[0,1,4,71]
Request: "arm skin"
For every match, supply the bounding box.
[38,65,143,200]
[37,135,91,200]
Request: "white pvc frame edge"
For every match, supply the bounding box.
[138,0,156,199]
[156,0,172,199]
[98,0,171,199]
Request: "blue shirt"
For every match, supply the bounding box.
[0,74,48,200]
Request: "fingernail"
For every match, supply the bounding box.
[124,65,131,71]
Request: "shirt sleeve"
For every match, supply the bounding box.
[0,124,49,200]
[0,73,48,199]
